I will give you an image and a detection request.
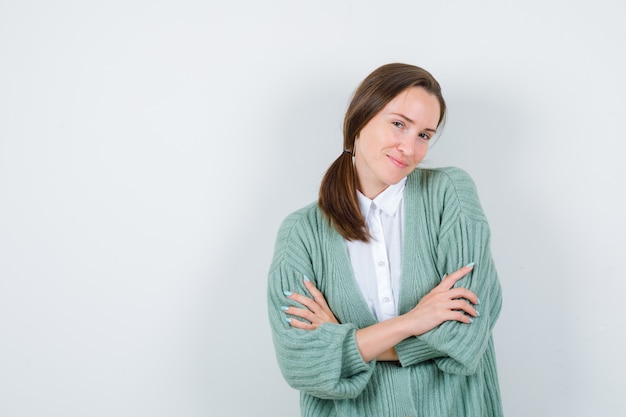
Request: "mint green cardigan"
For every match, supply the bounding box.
[267,167,503,417]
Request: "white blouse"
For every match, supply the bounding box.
[345,177,406,322]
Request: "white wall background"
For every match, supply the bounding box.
[1,1,624,416]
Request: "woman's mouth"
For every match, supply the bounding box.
[387,154,408,168]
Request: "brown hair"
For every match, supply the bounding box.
[318,63,446,241]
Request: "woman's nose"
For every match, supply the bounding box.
[397,136,414,155]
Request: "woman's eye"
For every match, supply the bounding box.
[419,133,431,140]
[392,121,405,129]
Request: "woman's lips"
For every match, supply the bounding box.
[387,154,408,168]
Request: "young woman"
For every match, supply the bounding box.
[267,63,503,416]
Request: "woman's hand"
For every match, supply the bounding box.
[283,277,398,361]
[404,263,479,336]
[283,276,340,330]
[354,263,479,363]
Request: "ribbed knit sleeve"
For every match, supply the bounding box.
[267,209,375,400]
[394,335,446,366]
[416,168,503,376]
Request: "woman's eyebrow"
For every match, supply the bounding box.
[391,113,437,132]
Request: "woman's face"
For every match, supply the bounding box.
[354,86,441,199]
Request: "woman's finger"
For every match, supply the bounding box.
[284,304,336,329]
[303,276,333,311]
[306,278,340,324]
[286,291,322,314]
[282,276,340,329]
[447,299,479,318]
[440,262,475,290]
[283,300,338,325]
[283,306,318,324]
[448,310,475,325]
[448,287,479,306]
[285,317,316,330]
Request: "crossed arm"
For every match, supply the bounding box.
[282,264,479,363]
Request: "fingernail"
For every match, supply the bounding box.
[284,317,292,323]
[476,310,480,317]
[303,275,310,282]
[465,262,475,268]
[441,273,447,280]
[283,290,292,297]
[477,297,481,305]
[280,306,289,311]
[469,318,474,324]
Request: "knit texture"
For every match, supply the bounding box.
[267,167,503,417]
